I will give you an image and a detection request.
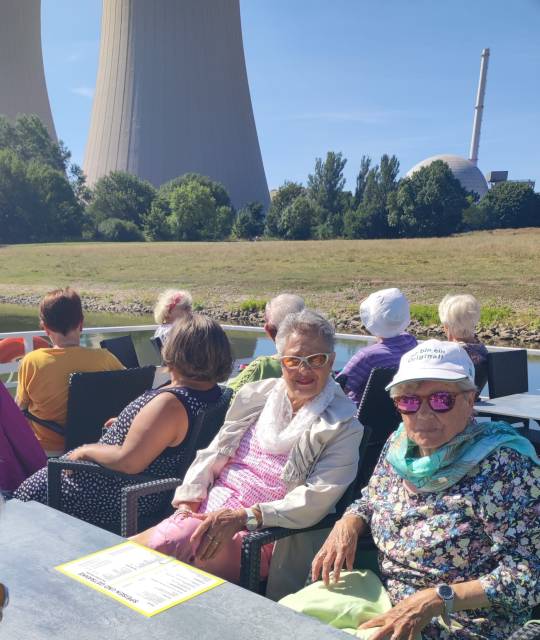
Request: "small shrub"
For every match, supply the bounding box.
[410,304,439,325]
[97,217,144,242]
[479,306,513,325]
[238,299,267,313]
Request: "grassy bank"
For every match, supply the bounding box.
[0,228,538,331]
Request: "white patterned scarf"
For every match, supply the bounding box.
[254,377,337,455]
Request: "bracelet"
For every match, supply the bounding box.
[175,507,193,517]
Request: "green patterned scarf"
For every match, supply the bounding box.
[386,420,540,492]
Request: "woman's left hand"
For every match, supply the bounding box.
[189,509,246,561]
[358,588,442,640]
[67,446,91,461]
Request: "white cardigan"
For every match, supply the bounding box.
[173,377,363,529]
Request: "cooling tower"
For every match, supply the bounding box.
[0,0,56,139]
[84,0,270,209]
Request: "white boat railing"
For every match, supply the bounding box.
[1,323,539,390]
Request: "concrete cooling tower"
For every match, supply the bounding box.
[0,0,56,139]
[84,0,270,209]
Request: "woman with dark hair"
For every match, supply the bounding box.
[15,315,233,531]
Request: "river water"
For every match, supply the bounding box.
[78,327,540,394]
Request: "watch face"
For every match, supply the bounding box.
[437,585,453,599]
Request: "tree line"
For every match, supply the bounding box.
[0,114,538,243]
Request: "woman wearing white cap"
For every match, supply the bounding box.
[338,288,417,405]
[282,340,540,639]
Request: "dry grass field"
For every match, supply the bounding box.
[0,228,539,326]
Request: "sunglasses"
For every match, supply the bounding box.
[393,391,466,414]
[279,353,331,370]
[0,583,9,622]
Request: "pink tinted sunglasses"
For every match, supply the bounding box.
[393,391,466,415]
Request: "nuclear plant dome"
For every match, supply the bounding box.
[406,154,489,199]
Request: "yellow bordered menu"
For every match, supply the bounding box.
[56,541,224,617]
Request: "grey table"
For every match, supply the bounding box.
[475,393,540,422]
[1,500,345,640]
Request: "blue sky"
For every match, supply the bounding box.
[41,0,540,191]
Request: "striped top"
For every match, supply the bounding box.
[339,333,418,405]
[202,422,289,512]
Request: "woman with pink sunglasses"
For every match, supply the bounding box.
[283,340,540,640]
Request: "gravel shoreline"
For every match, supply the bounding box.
[1,293,539,349]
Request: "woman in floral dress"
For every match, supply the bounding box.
[306,340,540,640]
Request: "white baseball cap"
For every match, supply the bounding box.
[360,288,411,339]
[385,339,475,390]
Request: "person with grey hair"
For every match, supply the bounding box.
[283,340,540,640]
[134,309,363,600]
[439,294,489,392]
[228,293,305,394]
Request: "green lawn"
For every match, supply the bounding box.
[0,228,539,327]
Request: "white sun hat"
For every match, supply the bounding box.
[385,339,475,390]
[360,288,411,339]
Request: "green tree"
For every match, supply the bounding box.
[0,114,68,172]
[26,161,84,240]
[160,173,232,210]
[354,155,371,207]
[278,195,318,240]
[0,149,39,243]
[265,181,305,236]
[87,171,156,228]
[308,151,347,237]
[142,195,173,240]
[147,173,235,241]
[388,160,468,237]
[170,181,220,240]
[345,154,400,239]
[478,182,540,229]
[233,201,265,239]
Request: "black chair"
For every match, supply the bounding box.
[487,349,529,428]
[64,366,156,450]
[99,335,140,368]
[356,366,400,486]
[24,366,156,451]
[488,349,528,399]
[47,387,233,536]
[150,336,163,362]
[238,367,400,594]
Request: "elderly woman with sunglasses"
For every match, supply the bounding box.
[134,309,363,598]
[284,340,540,640]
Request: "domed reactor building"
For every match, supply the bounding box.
[84,0,270,209]
[0,0,56,139]
[407,49,490,199]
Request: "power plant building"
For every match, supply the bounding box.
[84,0,270,209]
[0,0,56,139]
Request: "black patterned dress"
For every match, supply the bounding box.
[15,385,222,530]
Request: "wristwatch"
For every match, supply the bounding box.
[244,508,259,532]
[435,584,455,626]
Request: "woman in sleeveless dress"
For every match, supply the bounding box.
[15,315,232,531]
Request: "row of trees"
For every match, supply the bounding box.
[1,114,538,243]
[267,152,540,239]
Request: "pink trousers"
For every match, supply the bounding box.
[147,512,273,584]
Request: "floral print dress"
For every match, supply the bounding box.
[346,441,540,639]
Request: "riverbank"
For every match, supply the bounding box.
[0,230,538,346]
[1,295,539,348]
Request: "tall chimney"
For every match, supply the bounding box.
[469,48,490,166]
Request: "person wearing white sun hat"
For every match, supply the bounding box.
[283,340,540,640]
[337,288,417,405]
